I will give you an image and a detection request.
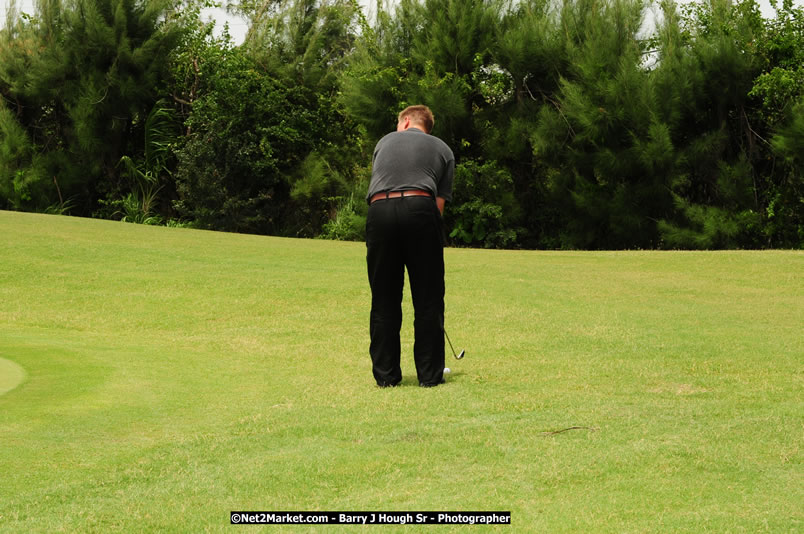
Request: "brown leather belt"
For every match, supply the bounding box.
[370,189,433,204]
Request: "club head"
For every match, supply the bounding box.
[454,349,465,360]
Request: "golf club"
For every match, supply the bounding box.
[444,328,465,360]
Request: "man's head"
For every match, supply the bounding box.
[397,105,435,134]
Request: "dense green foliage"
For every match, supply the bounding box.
[170,0,363,235]
[0,0,186,215]
[1,0,802,248]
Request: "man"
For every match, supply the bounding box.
[366,105,455,388]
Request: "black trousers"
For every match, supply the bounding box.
[366,196,445,386]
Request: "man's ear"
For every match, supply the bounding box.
[398,116,411,131]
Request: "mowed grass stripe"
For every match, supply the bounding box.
[0,210,801,533]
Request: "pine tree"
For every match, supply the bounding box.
[768,99,804,246]
[526,0,678,248]
[0,0,186,214]
[241,0,358,87]
[339,0,527,247]
[655,0,765,248]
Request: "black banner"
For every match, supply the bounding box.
[230,511,511,525]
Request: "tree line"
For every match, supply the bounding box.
[1,0,802,249]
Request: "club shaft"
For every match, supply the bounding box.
[444,328,458,358]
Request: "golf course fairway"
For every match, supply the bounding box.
[1,210,801,533]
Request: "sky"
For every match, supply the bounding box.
[1,0,800,46]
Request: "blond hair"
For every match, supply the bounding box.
[398,105,435,133]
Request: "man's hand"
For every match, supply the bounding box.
[436,197,446,215]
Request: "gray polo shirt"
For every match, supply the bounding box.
[366,127,455,203]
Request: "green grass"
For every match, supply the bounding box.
[0,210,802,533]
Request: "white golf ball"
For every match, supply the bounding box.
[444,367,451,374]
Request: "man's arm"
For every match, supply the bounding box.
[436,196,446,215]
